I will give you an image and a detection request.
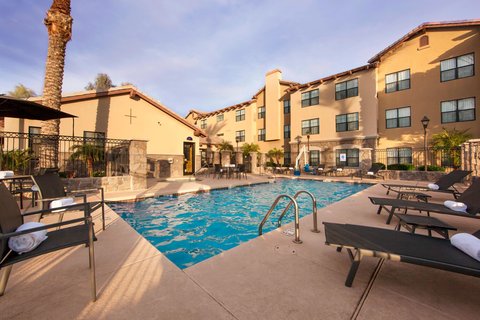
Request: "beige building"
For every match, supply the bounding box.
[5,86,205,178]
[186,19,480,171]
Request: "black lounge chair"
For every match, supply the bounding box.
[0,182,97,301]
[324,222,480,287]
[370,179,480,224]
[352,163,385,180]
[382,169,472,199]
[32,171,106,230]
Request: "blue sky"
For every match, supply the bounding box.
[1,0,479,116]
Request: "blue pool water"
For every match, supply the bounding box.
[109,179,370,269]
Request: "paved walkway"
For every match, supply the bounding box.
[1,175,479,319]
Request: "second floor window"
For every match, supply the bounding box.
[441,97,475,123]
[387,147,412,165]
[235,130,245,142]
[200,119,207,129]
[386,107,410,129]
[284,125,291,139]
[284,100,290,114]
[258,128,265,141]
[336,112,359,132]
[335,79,358,100]
[236,109,245,122]
[385,69,410,93]
[258,106,265,119]
[216,114,224,122]
[441,53,474,82]
[301,118,319,135]
[301,89,319,107]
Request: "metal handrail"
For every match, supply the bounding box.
[277,190,320,233]
[258,194,302,244]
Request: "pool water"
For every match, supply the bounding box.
[109,179,370,269]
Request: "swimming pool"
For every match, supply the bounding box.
[109,179,370,269]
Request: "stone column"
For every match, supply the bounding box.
[250,152,258,174]
[221,151,231,166]
[129,140,147,190]
[259,153,266,174]
[213,151,220,165]
[359,148,373,171]
[236,151,243,164]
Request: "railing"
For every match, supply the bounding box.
[0,131,130,177]
[373,147,462,170]
[276,190,320,233]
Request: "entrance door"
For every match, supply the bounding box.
[183,142,195,175]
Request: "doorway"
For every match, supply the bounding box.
[183,142,195,175]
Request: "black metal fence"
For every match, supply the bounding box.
[0,131,130,177]
[372,147,462,170]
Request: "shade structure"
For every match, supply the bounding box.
[0,96,76,120]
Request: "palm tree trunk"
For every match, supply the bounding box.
[40,0,72,168]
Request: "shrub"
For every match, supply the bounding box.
[387,163,415,171]
[417,165,446,172]
[372,162,386,170]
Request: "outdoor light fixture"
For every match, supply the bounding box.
[421,116,430,172]
[306,130,311,153]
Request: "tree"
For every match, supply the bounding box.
[8,84,37,98]
[70,143,105,177]
[217,140,234,152]
[41,0,73,167]
[85,73,115,91]
[431,128,472,169]
[241,143,260,157]
[267,148,284,165]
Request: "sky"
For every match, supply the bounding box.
[1,0,479,117]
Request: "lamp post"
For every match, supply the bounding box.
[421,116,430,172]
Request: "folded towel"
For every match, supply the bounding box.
[336,168,343,171]
[0,171,14,179]
[8,222,48,254]
[318,168,324,171]
[50,197,76,212]
[444,200,468,212]
[428,183,439,190]
[451,233,480,262]
[367,171,374,175]
[31,185,39,192]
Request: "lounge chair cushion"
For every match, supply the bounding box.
[444,200,468,212]
[451,233,480,262]
[428,183,440,190]
[8,222,48,254]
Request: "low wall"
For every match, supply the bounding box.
[63,175,134,193]
[379,170,445,182]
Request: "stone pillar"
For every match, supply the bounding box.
[236,152,243,164]
[221,151,231,166]
[213,151,220,165]
[359,148,373,171]
[129,140,147,190]
[250,152,258,174]
[259,153,266,174]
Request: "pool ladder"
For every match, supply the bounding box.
[258,190,320,244]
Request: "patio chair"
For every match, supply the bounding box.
[370,179,480,224]
[353,163,384,180]
[323,222,480,287]
[236,164,247,179]
[0,182,97,301]
[213,164,224,179]
[32,171,106,230]
[382,170,472,199]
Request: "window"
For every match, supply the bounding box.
[301,118,319,135]
[441,97,475,123]
[83,131,105,144]
[235,109,245,122]
[336,112,359,132]
[284,152,291,166]
[216,114,224,122]
[335,149,359,167]
[235,130,245,142]
[441,53,474,82]
[284,100,290,114]
[200,119,206,129]
[385,69,410,93]
[258,128,265,141]
[335,79,358,100]
[309,150,320,166]
[28,126,41,155]
[386,107,410,128]
[387,148,412,165]
[258,106,265,119]
[284,125,291,139]
[301,89,319,107]
[419,35,429,47]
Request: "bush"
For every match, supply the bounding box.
[265,161,279,167]
[387,163,415,171]
[372,162,386,170]
[417,165,446,172]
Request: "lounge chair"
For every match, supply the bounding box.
[32,171,106,230]
[0,182,97,301]
[382,170,472,199]
[370,179,480,224]
[353,163,385,180]
[323,222,480,287]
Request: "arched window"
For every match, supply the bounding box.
[419,35,429,47]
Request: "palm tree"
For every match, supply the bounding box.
[217,140,234,152]
[431,128,472,168]
[267,148,284,166]
[40,0,73,168]
[241,143,260,157]
[70,144,105,177]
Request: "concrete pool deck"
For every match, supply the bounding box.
[1,175,479,319]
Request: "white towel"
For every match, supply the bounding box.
[428,183,439,190]
[444,200,468,213]
[367,171,374,175]
[50,197,76,212]
[31,185,39,192]
[0,171,14,179]
[451,233,480,262]
[8,222,48,254]
[336,168,343,172]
